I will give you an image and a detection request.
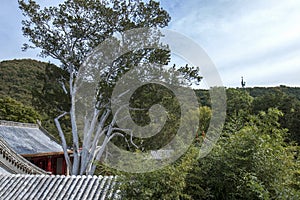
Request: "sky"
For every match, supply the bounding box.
[1,0,300,88]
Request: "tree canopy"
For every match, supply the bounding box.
[19,0,171,71]
[16,0,300,197]
[0,97,41,123]
[18,0,183,175]
[2,57,300,198]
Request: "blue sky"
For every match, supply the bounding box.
[1,0,300,88]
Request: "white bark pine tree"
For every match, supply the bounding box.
[19,0,201,175]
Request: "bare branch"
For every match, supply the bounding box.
[54,112,72,172]
[80,108,100,175]
[80,109,111,174]
[107,132,125,142]
[129,130,139,149]
[89,131,123,175]
[59,77,68,94]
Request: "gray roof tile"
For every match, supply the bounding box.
[0,123,63,155]
[0,174,118,200]
[0,166,10,174]
[0,137,47,174]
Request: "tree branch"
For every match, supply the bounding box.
[80,109,111,174]
[54,111,72,172]
[80,108,100,175]
[69,69,80,175]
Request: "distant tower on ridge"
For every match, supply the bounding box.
[241,76,246,88]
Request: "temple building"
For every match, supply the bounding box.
[0,120,118,199]
[0,120,69,175]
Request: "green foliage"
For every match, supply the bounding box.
[222,89,253,134]
[198,106,212,133]
[19,0,194,176]
[0,59,70,142]
[118,147,199,200]
[125,83,181,151]
[2,55,300,197]
[0,97,41,123]
[31,62,72,143]
[190,108,300,199]
[0,59,46,104]
[18,0,171,71]
[177,64,202,86]
[226,88,253,117]
[194,89,211,107]
[252,89,300,144]
[246,85,300,101]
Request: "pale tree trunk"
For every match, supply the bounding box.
[54,112,72,173]
[54,67,80,175]
[54,67,136,175]
[69,69,80,175]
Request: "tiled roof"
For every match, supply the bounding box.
[0,166,10,174]
[0,137,47,175]
[0,174,118,200]
[0,121,63,155]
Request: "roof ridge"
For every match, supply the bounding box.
[0,120,38,128]
[0,137,47,175]
[0,174,115,178]
[0,173,118,199]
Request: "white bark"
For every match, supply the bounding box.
[54,112,72,172]
[80,109,111,175]
[80,109,100,175]
[69,69,80,175]
[87,103,138,175]
[56,68,137,175]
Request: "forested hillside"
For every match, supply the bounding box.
[0,59,71,142]
[245,85,300,100]
[1,59,300,144]
[0,59,46,104]
[195,86,300,143]
[1,59,300,199]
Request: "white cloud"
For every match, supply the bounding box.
[161,0,300,87]
[1,0,299,87]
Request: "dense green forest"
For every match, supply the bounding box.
[0,59,71,142]
[1,59,299,199]
[3,59,299,144]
